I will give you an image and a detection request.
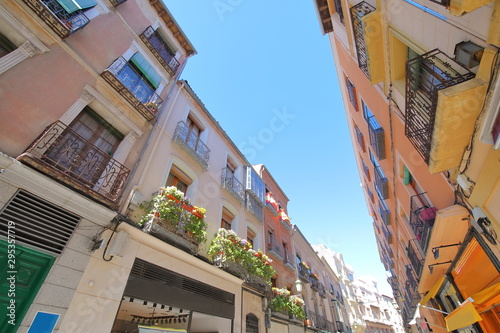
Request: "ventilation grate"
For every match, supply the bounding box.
[0,190,81,255]
[131,258,235,304]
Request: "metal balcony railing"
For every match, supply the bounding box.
[318,282,327,299]
[221,168,245,203]
[311,276,321,291]
[350,1,375,79]
[334,0,345,24]
[306,311,335,331]
[407,239,425,278]
[354,125,366,152]
[380,221,392,244]
[140,26,180,76]
[101,57,163,121]
[267,238,284,261]
[409,193,437,252]
[173,121,211,168]
[374,165,389,200]
[17,121,129,206]
[346,78,358,110]
[21,0,90,38]
[245,191,264,222]
[298,262,310,283]
[368,116,385,160]
[405,49,475,163]
[378,200,391,225]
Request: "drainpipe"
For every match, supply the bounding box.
[119,58,188,214]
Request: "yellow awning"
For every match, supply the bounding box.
[471,282,500,312]
[445,298,482,331]
[420,276,446,306]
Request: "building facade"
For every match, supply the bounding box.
[312,0,500,331]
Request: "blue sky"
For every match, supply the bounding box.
[164,0,391,295]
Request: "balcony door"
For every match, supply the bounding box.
[45,108,123,184]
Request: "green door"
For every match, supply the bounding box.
[0,240,55,332]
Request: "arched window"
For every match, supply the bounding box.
[245,313,258,333]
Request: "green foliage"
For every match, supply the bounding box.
[139,187,207,244]
[208,228,276,283]
[270,288,305,319]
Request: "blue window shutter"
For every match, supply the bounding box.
[130,52,161,89]
[56,0,97,14]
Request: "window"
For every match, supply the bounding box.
[247,227,255,248]
[221,208,234,230]
[166,165,191,194]
[267,230,274,248]
[140,26,180,75]
[0,33,16,58]
[282,241,288,261]
[226,158,236,177]
[346,77,359,111]
[45,107,123,184]
[245,313,258,333]
[354,124,366,152]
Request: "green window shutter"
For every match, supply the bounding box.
[403,165,412,185]
[130,52,161,89]
[55,0,97,13]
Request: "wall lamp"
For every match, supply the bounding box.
[428,261,452,274]
[431,243,461,259]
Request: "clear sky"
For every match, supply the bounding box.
[164,0,391,296]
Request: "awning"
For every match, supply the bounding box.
[130,52,161,89]
[445,298,482,331]
[56,0,97,14]
[420,276,446,306]
[444,283,500,331]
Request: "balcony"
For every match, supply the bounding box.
[173,121,211,168]
[221,168,245,203]
[265,192,280,216]
[378,200,391,225]
[407,239,425,278]
[409,193,437,252]
[17,121,129,207]
[245,192,264,222]
[21,0,90,39]
[306,311,335,332]
[279,209,292,230]
[405,49,485,173]
[140,26,180,77]
[350,1,385,84]
[101,57,163,121]
[298,262,310,283]
[367,116,385,160]
[380,221,393,244]
[318,283,327,299]
[361,159,371,181]
[354,125,366,152]
[374,166,388,199]
[310,275,321,291]
[142,189,207,254]
[267,239,284,261]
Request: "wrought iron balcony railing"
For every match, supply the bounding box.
[354,125,366,152]
[245,191,264,222]
[108,0,127,6]
[140,26,180,76]
[350,1,376,79]
[374,165,389,200]
[407,239,425,278]
[298,262,310,283]
[409,193,437,252]
[368,116,385,160]
[306,311,335,331]
[267,238,284,261]
[378,200,390,225]
[17,121,129,206]
[380,221,392,244]
[405,49,475,163]
[221,168,245,203]
[21,0,90,39]
[334,0,345,24]
[404,276,420,308]
[311,276,321,291]
[318,282,327,299]
[101,57,163,121]
[173,121,211,168]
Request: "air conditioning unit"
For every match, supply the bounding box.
[471,207,497,245]
[454,41,484,69]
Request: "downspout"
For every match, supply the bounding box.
[119,58,188,214]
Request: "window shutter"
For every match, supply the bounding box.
[130,52,161,89]
[55,0,97,13]
[403,165,412,185]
